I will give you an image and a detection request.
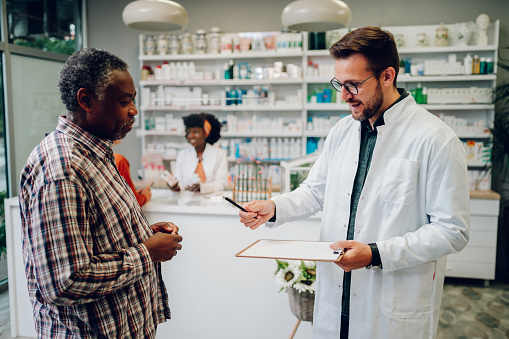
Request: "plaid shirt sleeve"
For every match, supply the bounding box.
[25,177,154,306]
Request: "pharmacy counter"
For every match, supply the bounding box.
[143,190,318,339]
[6,189,500,337]
[5,192,318,339]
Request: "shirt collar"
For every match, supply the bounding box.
[360,88,408,131]
[56,116,114,159]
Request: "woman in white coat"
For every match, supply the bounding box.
[169,113,228,194]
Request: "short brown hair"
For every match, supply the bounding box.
[329,26,399,87]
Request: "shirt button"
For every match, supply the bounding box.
[354,161,358,164]
[356,230,360,233]
[353,293,356,296]
[344,224,347,228]
[361,196,365,200]
[338,285,341,288]
[347,193,350,196]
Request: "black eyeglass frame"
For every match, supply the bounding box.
[330,72,380,95]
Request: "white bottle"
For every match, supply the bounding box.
[276,138,283,159]
[154,65,162,80]
[182,62,189,80]
[262,138,269,159]
[283,138,290,159]
[169,62,176,80]
[188,62,196,80]
[464,53,473,75]
[175,62,183,81]
[229,139,236,158]
[161,62,170,80]
[269,138,277,159]
[295,138,302,157]
[156,85,165,106]
[317,137,325,153]
[233,64,239,80]
[289,138,296,158]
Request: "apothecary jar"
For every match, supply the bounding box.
[144,35,156,55]
[194,28,207,54]
[180,31,193,54]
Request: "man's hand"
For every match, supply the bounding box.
[330,240,372,272]
[143,232,183,262]
[239,200,275,230]
[150,221,179,234]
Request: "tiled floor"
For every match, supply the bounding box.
[0,278,508,338]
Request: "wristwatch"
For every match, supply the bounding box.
[366,243,383,270]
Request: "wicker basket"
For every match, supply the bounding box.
[288,287,315,322]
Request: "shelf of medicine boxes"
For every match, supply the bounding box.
[140,104,303,111]
[139,79,303,86]
[138,43,309,161]
[139,50,304,62]
[305,74,496,83]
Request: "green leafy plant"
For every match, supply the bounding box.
[491,49,509,181]
[0,190,6,259]
[274,259,316,294]
[13,37,75,55]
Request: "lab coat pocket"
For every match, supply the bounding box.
[380,263,435,319]
[380,158,421,205]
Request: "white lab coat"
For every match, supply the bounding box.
[269,94,470,339]
[174,144,229,194]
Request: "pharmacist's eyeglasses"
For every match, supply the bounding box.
[330,73,378,95]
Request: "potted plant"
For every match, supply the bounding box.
[0,190,6,259]
[491,48,509,281]
[274,259,316,323]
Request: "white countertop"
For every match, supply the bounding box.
[7,190,322,219]
[142,189,245,216]
[143,189,323,219]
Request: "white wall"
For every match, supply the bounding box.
[10,56,66,195]
[86,0,509,178]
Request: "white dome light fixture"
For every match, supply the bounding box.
[122,0,188,32]
[281,0,351,32]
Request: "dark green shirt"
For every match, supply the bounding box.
[341,89,409,318]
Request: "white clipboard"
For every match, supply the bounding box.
[235,239,344,262]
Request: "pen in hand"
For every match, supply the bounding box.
[223,196,258,219]
[333,248,346,261]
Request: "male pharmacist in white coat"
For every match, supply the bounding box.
[238,26,470,339]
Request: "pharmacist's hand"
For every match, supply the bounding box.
[185,183,200,193]
[150,221,179,235]
[143,232,183,262]
[169,182,180,192]
[239,199,275,230]
[330,240,372,272]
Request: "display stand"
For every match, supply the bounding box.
[232,177,271,203]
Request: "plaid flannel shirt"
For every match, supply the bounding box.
[19,116,171,338]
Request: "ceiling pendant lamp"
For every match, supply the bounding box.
[122,0,188,32]
[281,0,351,31]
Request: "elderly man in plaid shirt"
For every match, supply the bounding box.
[19,48,183,338]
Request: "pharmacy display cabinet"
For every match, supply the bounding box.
[137,21,498,176]
[136,21,500,282]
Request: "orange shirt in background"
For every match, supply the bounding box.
[114,153,148,206]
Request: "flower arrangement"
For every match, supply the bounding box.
[274,259,317,294]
